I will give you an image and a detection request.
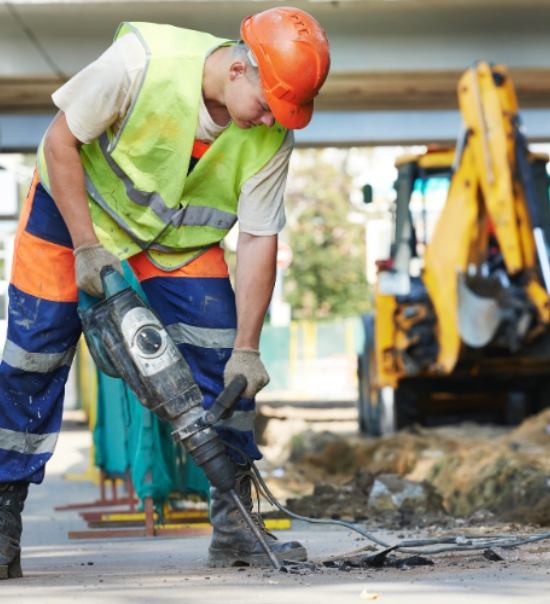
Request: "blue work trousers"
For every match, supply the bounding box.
[0,175,260,484]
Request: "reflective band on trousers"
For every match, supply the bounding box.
[1,340,76,373]
[166,322,236,349]
[97,134,238,230]
[164,322,253,430]
[0,427,59,455]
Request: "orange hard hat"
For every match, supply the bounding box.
[241,7,330,130]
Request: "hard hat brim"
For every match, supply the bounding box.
[266,90,314,130]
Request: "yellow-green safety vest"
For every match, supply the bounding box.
[38,21,287,269]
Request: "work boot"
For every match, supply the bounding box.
[208,463,307,567]
[0,482,28,580]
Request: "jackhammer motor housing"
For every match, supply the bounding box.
[78,268,237,493]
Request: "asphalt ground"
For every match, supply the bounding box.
[4,428,549,603]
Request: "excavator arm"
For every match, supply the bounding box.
[363,62,550,434]
[423,62,550,373]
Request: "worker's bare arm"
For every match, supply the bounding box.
[43,111,99,248]
[234,233,277,350]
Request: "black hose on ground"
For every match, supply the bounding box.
[222,441,550,556]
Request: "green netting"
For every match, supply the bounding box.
[92,262,210,507]
[93,374,129,477]
[259,318,364,392]
[259,326,290,391]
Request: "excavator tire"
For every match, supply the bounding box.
[357,314,380,435]
[358,314,419,435]
[394,386,418,430]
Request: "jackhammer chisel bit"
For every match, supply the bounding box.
[78,267,281,569]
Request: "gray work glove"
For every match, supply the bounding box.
[74,243,123,297]
[224,349,270,399]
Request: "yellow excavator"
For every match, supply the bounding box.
[358,62,550,435]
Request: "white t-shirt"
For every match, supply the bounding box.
[52,33,293,236]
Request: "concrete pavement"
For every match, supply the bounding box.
[4,426,549,603]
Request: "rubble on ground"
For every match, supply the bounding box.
[262,408,550,527]
[285,474,447,528]
[367,474,444,515]
[324,549,434,570]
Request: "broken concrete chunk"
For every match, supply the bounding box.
[324,548,434,570]
[367,474,445,514]
[385,555,433,568]
[355,469,375,495]
[360,546,398,568]
[483,548,504,561]
[280,561,317,575]
[313,484,336,497]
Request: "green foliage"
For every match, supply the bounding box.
[284,149,371,321]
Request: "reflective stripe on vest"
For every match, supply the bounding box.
[94,133,237,231]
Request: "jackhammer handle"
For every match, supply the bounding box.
[205,375,248,424]
[78,267,131,313]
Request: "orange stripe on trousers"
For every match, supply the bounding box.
[128,246,229,282]
[11,230,77,303]
[11,172,78,303]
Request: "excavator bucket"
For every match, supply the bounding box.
[457,273,502,348]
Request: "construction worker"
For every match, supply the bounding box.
[0,8,330,578]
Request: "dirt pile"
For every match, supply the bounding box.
[281,409,550,526]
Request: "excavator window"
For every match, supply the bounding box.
[410,175,451,260]
[392,162,452,275]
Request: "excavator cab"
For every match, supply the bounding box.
[358,64,550,436]
[358,149,455,435]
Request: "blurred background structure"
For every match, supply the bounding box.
[3,0,550,149]
[3,0,550,403]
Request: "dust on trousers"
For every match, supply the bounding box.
[0,174,260,484]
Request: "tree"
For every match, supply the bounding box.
[283,148,371,321]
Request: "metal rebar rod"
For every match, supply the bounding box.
[229,488,281,570]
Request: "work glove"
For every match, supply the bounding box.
[224,349,270,399]
[74,243,123,298]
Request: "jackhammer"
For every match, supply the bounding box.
[78,267,281,569]
[78,268,547,570]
